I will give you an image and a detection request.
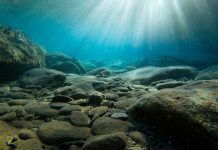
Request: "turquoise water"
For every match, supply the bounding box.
[0,0,218,65]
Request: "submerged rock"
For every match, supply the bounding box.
[91,117,134,135]
[86,67,111,77]
[18,68,66,88]
[0,26,45,82]
[117,66,198,85]
[82,132,127,150]
[70,111,90,126]
[127,80,218,148]
[196,65,218,80]
[38,121,92,144]
[45,53,86,74]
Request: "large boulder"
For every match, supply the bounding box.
[127,80,218,149]
[117,66,198,85]
[0,26,45,82]
[45,54,86,74]
[18,68,66,88]
[196,65,218,80]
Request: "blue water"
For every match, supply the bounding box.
[0,0,218,65]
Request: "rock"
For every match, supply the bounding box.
[105,93,119,101]
[70,111,90,126]
[129,131,147,145]
[10,120,33,129]
[111,113,128,120]
[156,81,185,90]
[24,102,59,118]
[127,80,218,148]
[50,103,70,109]
[82,132,127,150]
[0,112,16,122]
[45,53,86,74]
[59,105,81,115]
[1,91,34,99]
[114,99,139,109]
[18,68,66,88]
[0,26,45,82]
[38,121,92,144]
[19,129,35,140]
[89,106,108,118]
[64,74,97,93]
[117,66,198,85]
[7,99,32,106]
[86,67,111,77]
[0,84,10,94]
[89,91,104,106]
[69,99,88,106]
[0,103,11,115]
[54,86,87,100]
[52,95,73,103]
[91,117,134,135]
[10,106,27,118]
[92,81,108,91]
[196,65,218,80]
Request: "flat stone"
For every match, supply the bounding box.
[38,121,92,144]
[111,113,128,120]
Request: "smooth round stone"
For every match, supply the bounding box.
[111,113,128,120]
[50,103,70,109]
[70,111,90,126]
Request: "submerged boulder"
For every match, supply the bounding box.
[45,53,86,74]
[38,121,92,144]
[18,68,66,88]
[127,80,218,148]
[117,66,198,85]
[196,65,218,80]
[0,26,45,82]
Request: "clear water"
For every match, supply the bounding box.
[0,0,218,66]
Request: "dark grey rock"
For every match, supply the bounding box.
[91,117,134,135]
[127,80,218,148]
[0,112,16,122]
[0,26,45,82]
[89,91,104,106]
[59,105,81,115]
[24,102,59,118]
[52,95,73,103]
[82,132,127,150]
[38,121,92,144]
[70,111,90,126]
[19,129,35,140]
[0,103,11,115]
[18,68,66,88]
[50,103,70,109]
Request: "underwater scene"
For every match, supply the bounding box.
[0,0,218,149]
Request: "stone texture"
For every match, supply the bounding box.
[127,80,218,148]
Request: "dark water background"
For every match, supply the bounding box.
[0,0,218,67]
